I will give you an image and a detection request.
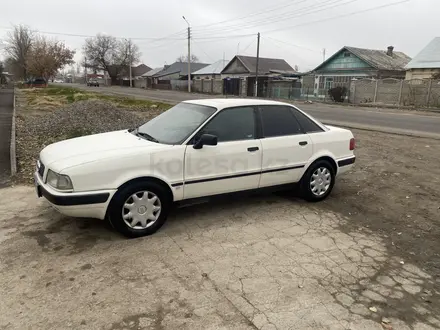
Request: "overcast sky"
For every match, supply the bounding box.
[1,0,438,72]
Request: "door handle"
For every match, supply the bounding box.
[299,141,308,146]
[247,147,259,152]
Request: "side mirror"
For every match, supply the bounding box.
[193,134,218,149]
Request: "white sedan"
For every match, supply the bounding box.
[35,99,355,237]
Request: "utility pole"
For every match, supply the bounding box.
[183,16,191,93]
[237,42,240,55]
[323,48,326,63]
[255,32,260,97]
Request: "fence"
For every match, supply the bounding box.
[350,78,440,108]
[264,86,332,102]
[193,79,223,94]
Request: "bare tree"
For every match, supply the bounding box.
[26,36,75,82]
[5,25,34,80]
[83,34,141,81]
[294,65,299,72]
[176,54,200,63]
[432,72,440,80]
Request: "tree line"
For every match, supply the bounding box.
[1,24,201,83]
[2,25,74,82]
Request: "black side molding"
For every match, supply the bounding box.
[39,186,109,206]
[338,157,356,167]
[170,164,306,187]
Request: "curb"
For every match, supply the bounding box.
[10,88,17,176]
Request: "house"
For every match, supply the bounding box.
[141,67,164,88]
[312,46,411,96]
[151,61,210,90]
[405,37,440,80]
[107,64,152,86]
[192,59,229,94]
[192,59,229,80]
[221,55,295,96]
[152,62,210,82]
[131,64,152,79]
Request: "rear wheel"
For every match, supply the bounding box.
[108,181,171,238]
[300,160,335,202]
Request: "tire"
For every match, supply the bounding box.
[108,180,171,238]
[300,160,335,202]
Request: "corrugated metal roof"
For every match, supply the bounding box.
[192,59,230,75]
[141,67,164,77]
[345,46,411,71]
[153,62,210,77]
[405,37,440,69]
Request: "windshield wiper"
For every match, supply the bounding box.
[135,130,159,143]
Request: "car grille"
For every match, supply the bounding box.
[37,160,45,178]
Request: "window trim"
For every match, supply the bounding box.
[258,105,305,138]
[186,105,259,145]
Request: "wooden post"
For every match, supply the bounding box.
[373,79,379,103]
[398,80,404,106]
[426,79,432,107]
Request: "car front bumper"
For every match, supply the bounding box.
[34,172,116,220]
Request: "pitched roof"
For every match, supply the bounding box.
[153,62,210,77]
[132,64,152,77]
[314,46,411,72]
[236,55,295,74]
[141,67,164,77]
[107,64,152,77]
[193,59,230,75]
[405,37,440,69]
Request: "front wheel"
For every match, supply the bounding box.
[108,181,171,238]
[300,160,335,202]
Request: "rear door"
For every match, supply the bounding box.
[258,105,313,188]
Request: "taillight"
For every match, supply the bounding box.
[349,138,356,150]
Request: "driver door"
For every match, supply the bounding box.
[183,106,262,199]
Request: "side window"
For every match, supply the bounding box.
[199,107,255,142]
[260,105,302,138]
[291,109,324,133]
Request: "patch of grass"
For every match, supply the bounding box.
[22,85,171,112]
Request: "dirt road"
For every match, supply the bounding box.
[1,129,439,329]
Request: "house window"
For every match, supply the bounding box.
[344,52,351,57]
[318,76,324,89]
[325,77,333,89]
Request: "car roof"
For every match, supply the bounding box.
[183,98,293,109]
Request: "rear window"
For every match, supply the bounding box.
[260,105,302,138]
[291,109,323,133]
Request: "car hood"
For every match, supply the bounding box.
[40,130,172,172]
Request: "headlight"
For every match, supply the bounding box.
[46,170,73,191]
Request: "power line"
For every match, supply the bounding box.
[192,0,356,36]
[262,36,318,67]
[193,0,307,29]
[0,25,187,42]
[265,36,321,53]
[192,33,256,40]
[240,38,257,55]
[262,0,411,34]
[191,39,215,62]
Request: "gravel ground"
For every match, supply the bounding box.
[15,99,162,184]
[14,96,440,279]
[320,129,440,277]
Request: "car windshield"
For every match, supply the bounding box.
[137,102,216,144]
